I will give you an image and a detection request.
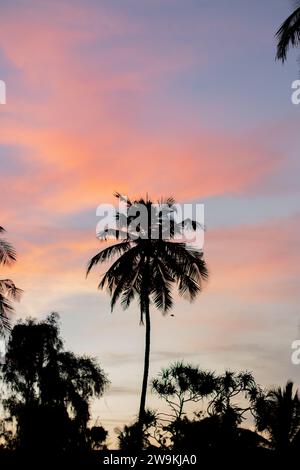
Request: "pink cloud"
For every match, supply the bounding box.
[206,214,300,301]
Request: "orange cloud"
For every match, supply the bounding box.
[0,0,287,219]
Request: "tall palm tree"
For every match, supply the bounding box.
[276,2,300,62]
[0,226,22,336]
[254,380,300,453]
[87,193,208,430]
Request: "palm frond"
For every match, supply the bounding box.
[163,242,209,280]
[110,258,142,311]
[178,273,200,300]
[276,6,300,62]
[114,192,132,206]
[97,227,129,241]
[120,284,137,310]
[181,218,205,231]
[98,245,141,296]
[0,293,13,336]
[0,279,23,301]
[86,241,131,276]
[151,261,173,312]
[0,239,17,265]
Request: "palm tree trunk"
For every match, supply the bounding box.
[138,296,151,425]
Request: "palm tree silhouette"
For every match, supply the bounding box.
[254,380,300,454]
[87,193,208,432]
[0,227,22,336]
[276,2,300,62]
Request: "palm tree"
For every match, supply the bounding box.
[254,381,300,453]
[87,193,208,431]
[0,227,22,336]
[276,3,300,62]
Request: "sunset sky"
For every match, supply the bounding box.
[1,0,300,443]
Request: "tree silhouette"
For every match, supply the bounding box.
[254,380,300,454]
[276,2,300,62]
[0,227,22,336]
[151,364,263,452]
[87,193,208,437]
[116,409,158,451]
[152,362,217,449]
[208,370,258,426]
[88,425,108,450]
[1,313,109,452]
[152,361,216,421]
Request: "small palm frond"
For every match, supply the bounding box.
[0,279,23,301]
[97,227,130,241]
[180,218,205,231]
[110,256,142,311]
[120,285,136,310]
[276,6,300,62]
[86,241,131,276]
[114,192,132,206]
[0,293,13,336]
[151,263,173,312]
[98,245,140,295]
[178,273,200,300]
[164,242,209,281]
[159,196,176,207]
[0,239,17,266]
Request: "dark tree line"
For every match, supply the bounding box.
[1,315,299,462]
[117,362,300,461]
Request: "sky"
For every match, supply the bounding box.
[0,0,300,445]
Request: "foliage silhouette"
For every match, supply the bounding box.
[151,364,263,452]
[1,313,109,453]
[163,414,269,453]
[152,361,217,420]
[87,193,208,437]
[88,425,108,450]
[208,370,258,424]
[0,227,22,336]
[254,380,300,455]
[116,409,158,451]
[276,1,300,62]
